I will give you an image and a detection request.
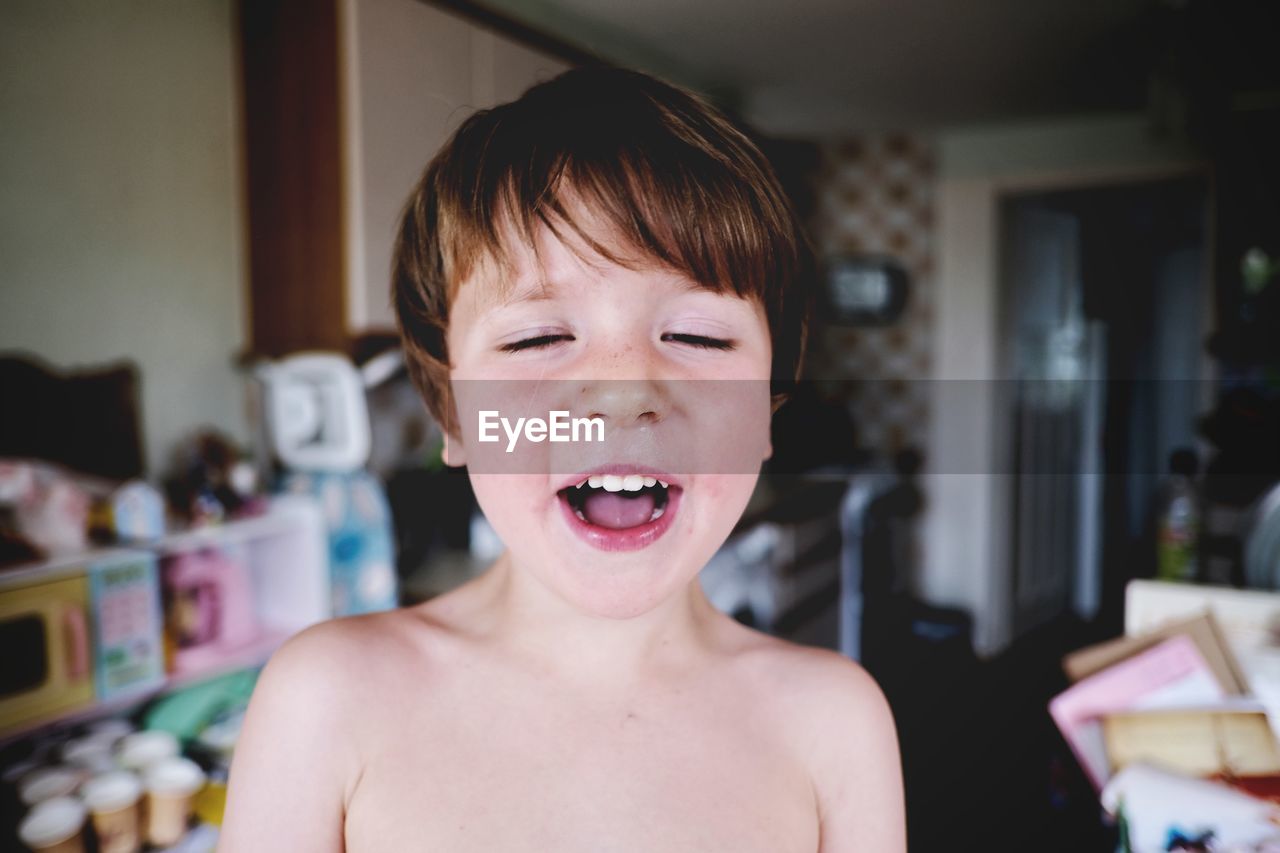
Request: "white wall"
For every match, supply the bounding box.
[340,0,571,332]
[921,112,1201,656]
[0,0,247,476]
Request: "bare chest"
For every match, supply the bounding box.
[342,679,818,853]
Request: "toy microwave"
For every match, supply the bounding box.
[0,552,165,735]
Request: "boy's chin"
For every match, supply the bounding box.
[532,548,708,620]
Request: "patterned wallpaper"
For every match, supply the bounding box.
[805,134,937,460]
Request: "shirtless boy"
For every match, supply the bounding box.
[219,66,905,852]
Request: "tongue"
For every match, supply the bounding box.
[581,491,656,529]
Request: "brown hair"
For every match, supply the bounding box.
[392,66,813,432]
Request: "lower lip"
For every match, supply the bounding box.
[557,487,682,552]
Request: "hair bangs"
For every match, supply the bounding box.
[393,66,812,431]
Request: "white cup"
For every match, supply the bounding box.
[142,757,206,847]
[18,795,88,853]
[86,719,135,746]
[81,771,144,853]
[61,736,118,773]
[18,766,83,806]
[115,730,178,772]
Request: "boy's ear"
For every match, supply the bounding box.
[439,395,467,467]
[441,430,468,467]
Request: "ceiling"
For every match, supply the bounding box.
[473,0,1156,137]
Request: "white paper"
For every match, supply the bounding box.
[1101,764,1280,853]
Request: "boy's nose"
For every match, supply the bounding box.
[570,337,676,426]
[579,379,668,427]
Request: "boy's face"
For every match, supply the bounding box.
[444,207,774,619]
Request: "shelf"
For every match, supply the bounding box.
[1,495,329,749]
[153,507,315,556]
[0,496,321,591]
[0,630,291,748]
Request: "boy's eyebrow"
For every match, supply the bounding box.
[487,267,713,309]
[499,278,559,306]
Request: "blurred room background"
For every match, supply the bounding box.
[3,1,1279,850]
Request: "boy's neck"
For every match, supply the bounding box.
[476,551,722,685]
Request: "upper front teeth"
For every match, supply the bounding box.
[579,474,664,492]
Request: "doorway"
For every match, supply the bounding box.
[997,175,1211,638]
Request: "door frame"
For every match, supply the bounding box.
[922,161,1212,657]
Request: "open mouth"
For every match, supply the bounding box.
[561,474,670,528]
[556,469,682,551]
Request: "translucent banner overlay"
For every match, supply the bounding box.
[442,379,1280,477]
[447,379,772,476]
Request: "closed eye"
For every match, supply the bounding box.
[662,333,737,350]
[499,334,574,352]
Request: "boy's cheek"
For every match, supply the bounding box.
[691,475,759,518]
[467,475,548,542]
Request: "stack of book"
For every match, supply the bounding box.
[1052,582,1280,851]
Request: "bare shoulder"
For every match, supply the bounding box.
[267,607,430,685]
[257,606,461,727]
[728,634,906,852]
[709,619,880,714]
[218,610,438,852]
[728,636,894,747]
[260,589,484,712]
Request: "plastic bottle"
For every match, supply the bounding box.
[1156,448,1201,582]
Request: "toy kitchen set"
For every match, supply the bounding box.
[0,351,399,850]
